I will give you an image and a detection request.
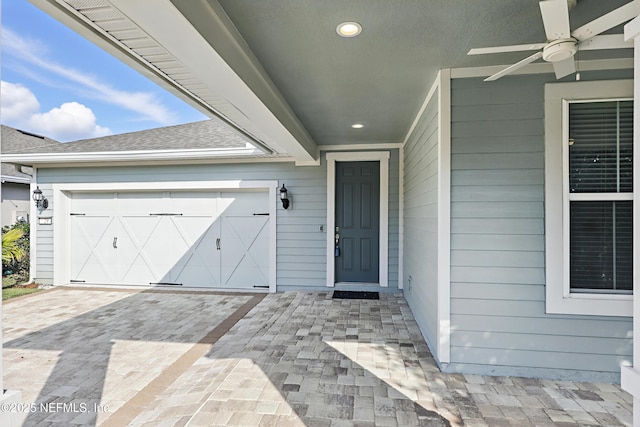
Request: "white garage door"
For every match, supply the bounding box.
[69,190,270,289]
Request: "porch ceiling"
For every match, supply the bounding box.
[29,0,634,162]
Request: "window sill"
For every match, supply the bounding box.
[546,292,632,317]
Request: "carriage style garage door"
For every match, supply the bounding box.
[69,190,270,289]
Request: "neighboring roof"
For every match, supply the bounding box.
[2,119,288,167]
[1,125,61,153]
[1,126,61,183]
[5,119,251,154]
[1,164,31,184]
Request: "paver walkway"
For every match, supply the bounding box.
[2,287,633,426]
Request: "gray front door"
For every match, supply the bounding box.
[335,161,380,283]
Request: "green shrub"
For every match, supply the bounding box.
[2,222,30,278]
[2,276,17,288]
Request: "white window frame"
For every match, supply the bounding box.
[545,79,634,316]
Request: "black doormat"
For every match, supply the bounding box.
[332,290,379,300]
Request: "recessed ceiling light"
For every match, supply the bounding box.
[351,123,364,129]
[337,22,362,38]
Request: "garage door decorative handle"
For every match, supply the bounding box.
[216,238,221,250]
[113,237,118,249]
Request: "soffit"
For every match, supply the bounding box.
[30,0,635,155]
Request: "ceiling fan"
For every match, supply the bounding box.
[468,0,640,81]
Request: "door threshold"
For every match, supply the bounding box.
[334,282,380,286]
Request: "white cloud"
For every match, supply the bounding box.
[1,81,111,141]
[1,81,40,122]
[29,102,111,141]
[2,28,175,125]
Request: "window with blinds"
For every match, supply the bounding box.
[568,100,633,294]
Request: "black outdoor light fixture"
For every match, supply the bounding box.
[280,183,290,209]
[32,186,48,210]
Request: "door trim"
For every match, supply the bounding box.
[326,152,389,287]
[53,180,278,292]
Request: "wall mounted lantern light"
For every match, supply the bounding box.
[280,183,290,209]
[32,186,49,210]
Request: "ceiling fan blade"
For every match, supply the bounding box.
[552,57,576,79]
[572,0,640,41]
[539,0,571,40]
[484,51,544,81]
[468,43,548,55]
[578,34,633,51]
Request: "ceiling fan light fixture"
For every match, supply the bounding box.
[337,22,362,37]
[542,38,577,62]
[469,0,636,81]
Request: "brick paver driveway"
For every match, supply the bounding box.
[2,287,633,426]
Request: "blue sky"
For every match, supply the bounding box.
[1,0,207,142]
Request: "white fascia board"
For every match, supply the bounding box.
[1,148,263,165]
[319,143,402,152]
[1,175,31,184]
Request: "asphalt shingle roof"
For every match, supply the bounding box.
[1,125,61,153]
[3,119,250,155]
[1,126,61,181]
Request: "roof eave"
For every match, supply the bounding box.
[1,175,32,184]
[28,0,318,163]
[1,147,271,166]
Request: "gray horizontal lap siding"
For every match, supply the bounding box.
[35,152,400,290]
[449,74,632,381]
[403,89,439,354]
[33,185,54,283]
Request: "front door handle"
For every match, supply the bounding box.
[216,238,221,250]
[113,237,118,249]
